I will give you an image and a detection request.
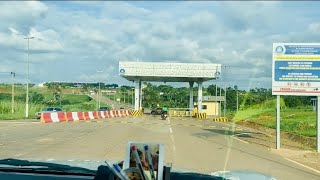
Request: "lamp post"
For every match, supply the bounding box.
[97,70,103,109]
[11,72,15,113]
[24,36,34,118]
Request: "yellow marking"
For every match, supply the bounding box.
[275,56,320,60]
[209,125,216,128]
[133,122,138,124]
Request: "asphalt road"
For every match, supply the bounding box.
[0,116,319,180]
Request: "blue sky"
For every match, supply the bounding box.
[0,1,320,89]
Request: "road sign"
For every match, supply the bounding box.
[272,43,320,96]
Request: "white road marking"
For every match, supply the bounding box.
[46,158,55,161]
[231,136,249,144]
[169,127,173,133]
[284,158,320,174]
[68,159,75,162]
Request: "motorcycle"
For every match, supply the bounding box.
[161,112,168,120]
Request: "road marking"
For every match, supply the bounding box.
[68,160,75,162]
[209,125,216,128]
[222,127,229,130]
[284,158,320,174]
[46,158,55,161]
[169,127,173,133]
[231,136,249,144]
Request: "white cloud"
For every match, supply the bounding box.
[0,1,319,88]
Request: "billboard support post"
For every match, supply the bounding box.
[317,96,320,153]
[276,95,281,149]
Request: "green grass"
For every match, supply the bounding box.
[0,101,45,120]
[0,93,109,120]
[231,98,317,137]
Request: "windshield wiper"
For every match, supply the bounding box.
[0,158,96,175]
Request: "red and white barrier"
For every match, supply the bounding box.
[110,110,114,118]
[83,112,89,120]
[105,111,110,118]
[87,111,94,120]
[117,110,122,117]
[65,112,74,121]
[41,112,66,123]
[92,111,100,119]
[40,109,131,123]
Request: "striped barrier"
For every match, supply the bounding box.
[213,117,229,122]
[40,109,132,123]
[40,112,66,123]
[65,112,74,121]
[117,110,122,117]
[125,110,130,116]
[131,110,142,116]
[195,113,207,119]
[110,110,115,118]
[92,111,100,119]
[83,112,89,120]
[88,111,95,120]
[105,111,111,118]
[99,111,105,119]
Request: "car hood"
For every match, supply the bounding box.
[41,159,276,180]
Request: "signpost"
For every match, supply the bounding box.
[272,43,320,152]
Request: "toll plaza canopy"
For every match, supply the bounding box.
[119,61,222,112]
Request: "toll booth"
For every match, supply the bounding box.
[194,96,225,117]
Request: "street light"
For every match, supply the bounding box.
[97,70,103,109]
[24,36,34,118]
[10,72,15,113]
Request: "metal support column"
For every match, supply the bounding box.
[276,95,281,149]
[198,81,203,113]
[134,79,140,110]
[139,81,142,110]
[189,82,194,110]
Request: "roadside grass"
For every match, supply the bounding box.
[0,101,44,120]
[0,94,109,120]
[231,98,317,137]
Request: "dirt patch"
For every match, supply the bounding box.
[258,115,271,119]
[236,121,316,149]
[270,148,320,171]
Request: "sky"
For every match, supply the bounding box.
[0,1,320,89]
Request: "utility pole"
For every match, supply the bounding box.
[11,72,15,113]
[237,90,239,111]
[24,36,34,118]
[224,66,227,117]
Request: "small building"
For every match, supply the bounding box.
[194,96,225,117]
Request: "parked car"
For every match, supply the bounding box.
[35,107,64,119]
[151,107,162,115]
[98,106,110,111]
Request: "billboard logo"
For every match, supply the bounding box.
[275,46,285,55]
[119,68,125,74]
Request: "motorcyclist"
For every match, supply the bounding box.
[161,106,168,115]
